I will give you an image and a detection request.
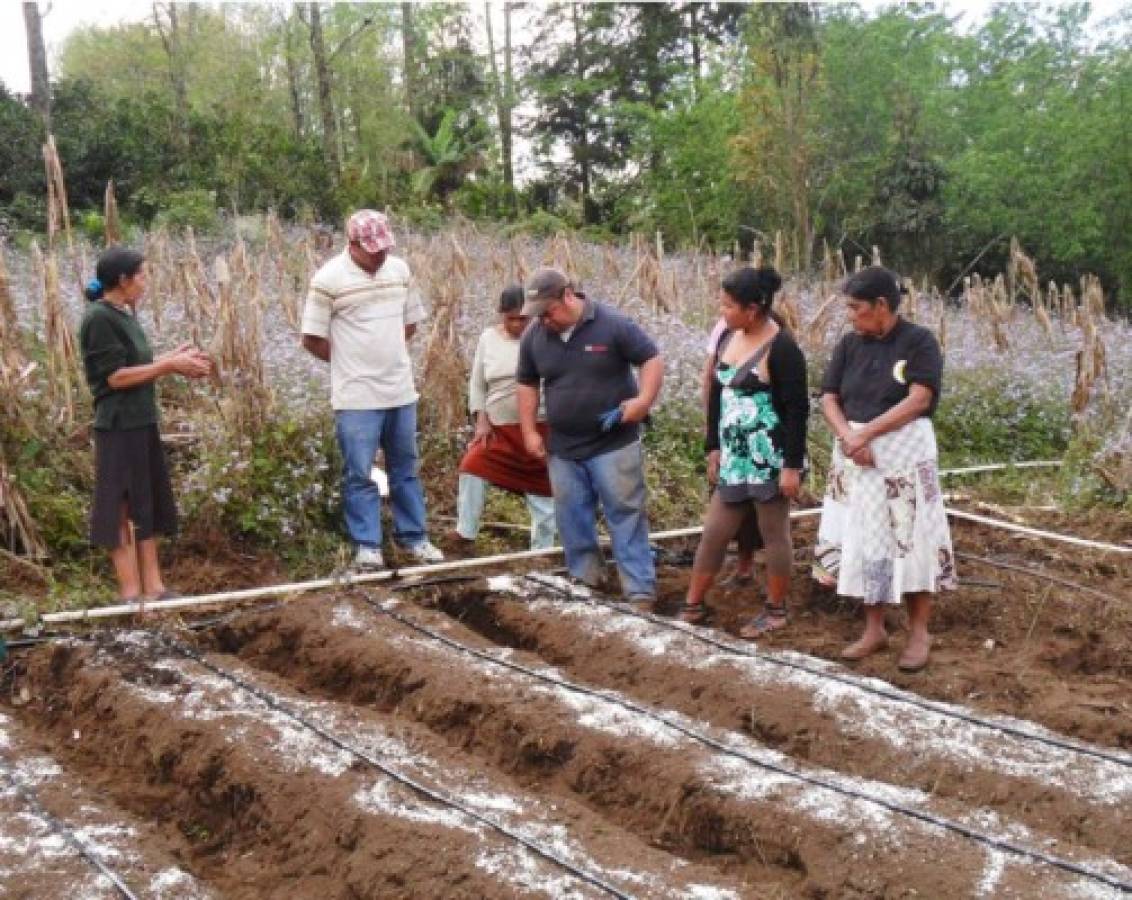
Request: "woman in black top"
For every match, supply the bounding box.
[79,247,212,605]
[814,266,957,672]
[680,266,809,636]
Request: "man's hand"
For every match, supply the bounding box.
[301,334,330,362]
[523,428,547,461]
[779,467,801,499]
[706,449,721,485]
[619,396,651,425]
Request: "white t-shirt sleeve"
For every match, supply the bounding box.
[301,269,333,338]
[404,268,428,327]
[468,330,489,414]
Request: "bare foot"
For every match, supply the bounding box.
[841,632,888,661]
[898,634,932,672]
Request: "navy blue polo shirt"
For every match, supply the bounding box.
[517,299,659,460]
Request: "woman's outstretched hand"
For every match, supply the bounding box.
[165,345,212,379]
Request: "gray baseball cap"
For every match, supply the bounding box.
[522,267,571,316]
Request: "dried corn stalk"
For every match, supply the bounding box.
[0,245,33,428]
[32,242,79,424]
[803,292,840,354]
[1071,299,1107,419]
[776,289,802,334]
[42,136,73,253]
[207,253,271,431]
[1009,237,1039,307]
[104,181,121,246]
[0,453,45,559]
[418,235,469,436]
[774,231,786,273]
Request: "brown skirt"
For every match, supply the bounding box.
[458,423,553,497]
[90,424,178,548]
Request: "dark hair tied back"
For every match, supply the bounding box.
[498,285,524,314]
[720,265,783,312]
[85,246,145,302]
[843,265,903,312]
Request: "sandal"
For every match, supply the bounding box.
[678,601,713,625]
[738,604,788,640]
[143,589,183,602]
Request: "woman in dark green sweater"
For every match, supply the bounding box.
[79,247,212,605]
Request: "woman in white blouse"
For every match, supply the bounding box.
[454,287,556,548]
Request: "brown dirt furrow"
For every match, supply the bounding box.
[447,580,1132,868]
[650,519,1132,750]
[210,592,1130,899]
[0,709,215,899]
[6,636,627,900]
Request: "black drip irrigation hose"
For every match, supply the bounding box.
[0,762,140,900]
[158,635,632,900]
[369,584,1132,895]
[523,574,1132,772]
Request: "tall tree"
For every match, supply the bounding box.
[304,2,340,178]
[484,1,515,210]
[152,2,192,152]
[525,3,625,224]
[401,3,422,123]
[733,3,823,270]
[22,2,51,134]
[283,8,307,141]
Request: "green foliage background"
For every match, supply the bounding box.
[3,1,1131,307]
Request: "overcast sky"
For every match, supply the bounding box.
[3,1,1129,97]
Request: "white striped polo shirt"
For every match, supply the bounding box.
[301,251,428,410]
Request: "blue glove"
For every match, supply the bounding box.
[597,407,623,432]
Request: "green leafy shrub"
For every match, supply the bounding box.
[934,368,1072,465]
[177,415,341,562]
[77,210,105,243]
[504,210,570,239]
[396,205,447,234]
[152,189,220,233]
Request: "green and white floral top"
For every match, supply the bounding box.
[717,362,784,502]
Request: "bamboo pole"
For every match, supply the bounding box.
[25,512,825,628]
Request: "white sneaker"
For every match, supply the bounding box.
[405,540,444,563]
[353,547,385,570]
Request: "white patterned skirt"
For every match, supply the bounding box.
[813,417,957,604]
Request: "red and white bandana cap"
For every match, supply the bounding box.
[346,210,396,253]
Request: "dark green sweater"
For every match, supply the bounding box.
[79,301,159,431]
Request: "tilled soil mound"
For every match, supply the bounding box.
[1,513,1130,898]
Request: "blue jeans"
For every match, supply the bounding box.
[336,405,428,549]
[548,441,655,598]
[456,473,557,549]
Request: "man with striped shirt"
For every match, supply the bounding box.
[301,210,444,569]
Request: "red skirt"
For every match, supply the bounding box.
[458,423,553,497]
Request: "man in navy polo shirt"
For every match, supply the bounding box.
[516,267,664,601]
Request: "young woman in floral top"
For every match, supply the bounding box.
[681,266,809,637]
